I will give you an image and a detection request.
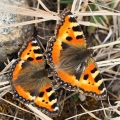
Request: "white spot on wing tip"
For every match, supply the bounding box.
[54,107,59,111]
[102,88,106,93]
[69,15,74,17]
[32,40,37,43]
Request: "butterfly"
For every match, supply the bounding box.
[9,37,58,115]
[45,9,107,100]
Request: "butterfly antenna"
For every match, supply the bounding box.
[37,35,46,52]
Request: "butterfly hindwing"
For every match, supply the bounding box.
[9,37,58,115]
[35,82,58,114]
[46,9,107,100]
[78,57,106,99]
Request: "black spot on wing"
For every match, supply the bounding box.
[32,42,38,46]
[36,56,42,60]
[51,103,57,109]
[46,87,52,92]
[98,83,104,91]
[84,74,89,80]
[94,73,102,82]
[69,17,77,22]
[66,36,72,41]
[91,68,97,73]
[72,25,81,31]
[61,42,70,49]
[27,57,34,61]
[39,92,44,97]
[33,49,42,54]
[76,35,83,39]
[49,93,55,101]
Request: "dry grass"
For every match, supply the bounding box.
[0,0,120,120]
